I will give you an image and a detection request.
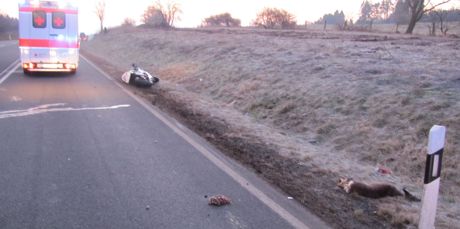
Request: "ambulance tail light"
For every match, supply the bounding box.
[23,63,35,69]
[65,64,76,69]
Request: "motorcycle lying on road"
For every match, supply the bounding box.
[121,64,159,88]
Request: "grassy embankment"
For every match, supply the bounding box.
[82,26,460,228]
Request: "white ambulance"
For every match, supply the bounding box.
[18,0,79,74]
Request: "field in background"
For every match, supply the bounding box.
[83,26,459,228]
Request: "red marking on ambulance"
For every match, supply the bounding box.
[34,16,45,26]
[19,39,79,49]
[54,17,64,27]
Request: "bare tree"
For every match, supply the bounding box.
[95,0,106,33]
[435,10,450,35]
[380,0,395,20]
[143,5,167,27]
[143,1,181,28]
[427,12,437,35]
[164,1,182,27]
[254,8,296,29]
[405,0,451,34]
[357,1,382,30]
[391,0,410,33]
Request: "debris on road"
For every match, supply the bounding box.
[208,195,231,206]
[122,64,159,88]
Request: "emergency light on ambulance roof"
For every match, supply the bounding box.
[68,1,78,8]
[31,0,39,7]
[53,0,78,9]
[19,0,77,8]
[57,0,67,9]
[18,0,40,7]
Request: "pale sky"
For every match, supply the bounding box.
[2,0,459,34]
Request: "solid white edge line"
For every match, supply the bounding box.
[81,55,312,229]
[0,59,20,85]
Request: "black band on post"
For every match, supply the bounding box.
[424,148,443,184]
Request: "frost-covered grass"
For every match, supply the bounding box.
[84,26,460,227]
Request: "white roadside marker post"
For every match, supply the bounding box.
[419,125,446,229]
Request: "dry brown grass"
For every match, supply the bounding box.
[83,26,460,228]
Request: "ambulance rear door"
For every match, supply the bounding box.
[25,9,50,63]
[48,9,69,63]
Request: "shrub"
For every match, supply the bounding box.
[253,8,296,29]
[142,6,168,28]
[203,13,241,27]
[122,18,136,27]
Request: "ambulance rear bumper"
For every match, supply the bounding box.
[22,62,78,72]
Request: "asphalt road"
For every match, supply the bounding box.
[0,41,328,229]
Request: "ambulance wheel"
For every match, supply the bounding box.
[69,69,77,75]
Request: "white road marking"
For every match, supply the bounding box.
[82,55,313,229]
[0,103,131,119]
[0,59,20,85]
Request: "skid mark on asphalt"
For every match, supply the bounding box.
[0,103,131,119]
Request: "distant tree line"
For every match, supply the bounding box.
[0,14,18,33]
[137,0,458,34]
[420,8,460,22]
